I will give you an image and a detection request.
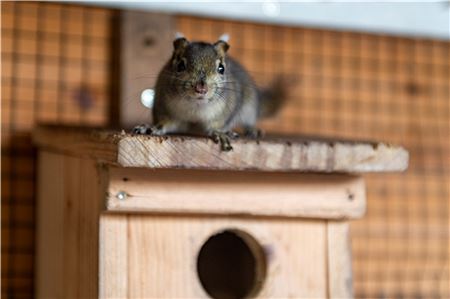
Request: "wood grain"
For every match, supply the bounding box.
[118,135,409,172]
[33,126,409,173]
[63,156,80,298]
[35,152,103,299]
[35,151,65,299]
[99,214,328,298]
[33,126,120,163]
[99,215,128,299]
[106,167,366,219]
[327,221,353,299]
[78,156,105,298]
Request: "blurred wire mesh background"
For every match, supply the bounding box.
[1,3,112,297]
[1,2,449,298]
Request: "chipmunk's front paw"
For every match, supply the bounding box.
[244,127,264,139]
[226,131,240,140]
[209,131,234,151]
[132,124,164,136]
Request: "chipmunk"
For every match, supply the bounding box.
[133,34,287,151]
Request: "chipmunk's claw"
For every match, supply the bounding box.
[211,133,220,144]
[221,139,233,151]
[132,124,152,134]
[244,127,263,139]
[210,131,234,151]
[226,131,240,140]
[132,124,164,135]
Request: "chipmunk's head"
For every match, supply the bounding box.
[168,34,230,103]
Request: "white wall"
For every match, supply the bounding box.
[84,1,450,40]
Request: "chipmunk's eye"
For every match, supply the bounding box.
[177,60,186,72]
[217,63,225,75]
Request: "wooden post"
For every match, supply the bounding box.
[120,11,174,128]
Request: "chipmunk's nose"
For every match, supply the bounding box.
[195,80,208,95]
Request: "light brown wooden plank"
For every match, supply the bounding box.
[99,214,128,299]
[327,221,353,299]
[63,156,81,298]
[35,152,103,299]
[106,168,366,219]
[126,215,327,298]
[118,135,409,172]
[33,126,119,163]
[33,126,409,173]
[78,158,104,299]
[35,151,65,299]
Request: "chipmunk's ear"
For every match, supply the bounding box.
[218,33,230,43]
[214,33,230,55]
[173,33,189,51]
[214,40,230,56]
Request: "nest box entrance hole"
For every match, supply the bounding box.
[196,229,267,299]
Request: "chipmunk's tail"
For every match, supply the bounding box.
[258,75,294,118]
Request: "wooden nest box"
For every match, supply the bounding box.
[33,126,408,299]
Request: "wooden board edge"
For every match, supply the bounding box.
[32,126,120,164]
[327,221,354,299]
[35,151,65,298]
[117,135,409,173]
[105,168,367,220]
[99,214,128,299]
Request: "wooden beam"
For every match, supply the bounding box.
[106,168,367,219]
[120,11,174,128]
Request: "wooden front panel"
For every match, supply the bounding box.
[100,214,328,298]
[35,152,103,299]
